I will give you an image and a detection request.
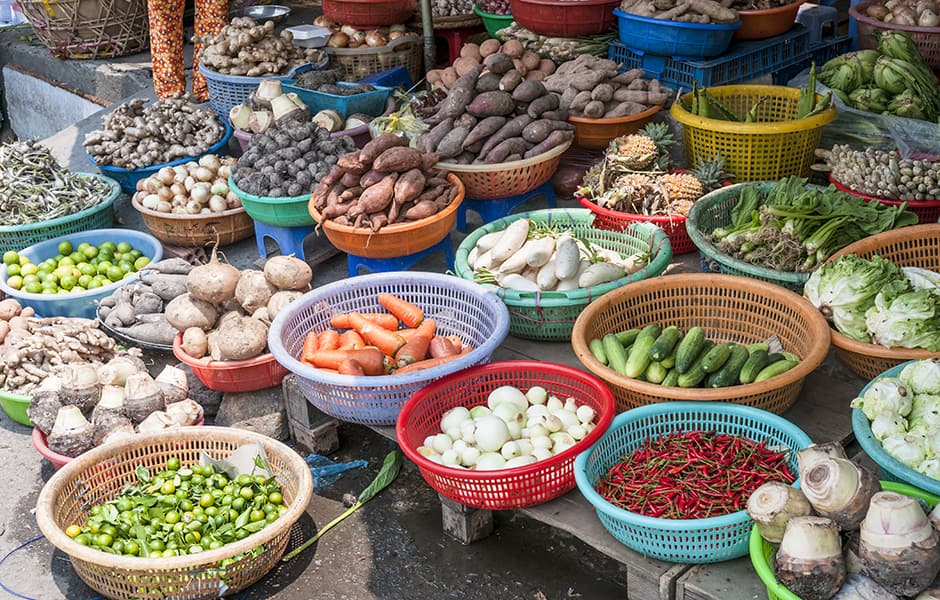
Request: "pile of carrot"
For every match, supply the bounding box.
[300,293,472,376]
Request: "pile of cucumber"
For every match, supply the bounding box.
[587,325,801,388]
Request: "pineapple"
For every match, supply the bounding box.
[656,172,704,203]
[690,154,733,193]
[612,122,676,171]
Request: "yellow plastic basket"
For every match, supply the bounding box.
[670,85,836,182]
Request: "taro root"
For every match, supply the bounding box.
[774,516,846,600]
[746,481,814,544]
[155,365,189,406]
[27,376,63,435]
[165,399,203,426]
[47,406,96,458]
[90,385,128,445]
[124,373,165,424]
[800,457,879,531]
[61,363,102,412]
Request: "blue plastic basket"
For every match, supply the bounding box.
[91,121,233,193]
[199,60,323,118]
[281,81,394,118]
[574,402,813,563]
[853,360,940,496]
[0,228,163,319]
[773,34,853,84]
[267,272,511,426]
[614,8,741,59]
[0,173,120,254]
[609,25,810,91]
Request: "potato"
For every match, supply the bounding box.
[501,39,524,58]
[234,269,277,314]
[512,58,527,75]
[441,67,459,88]
[459,43,482,62]
[479,38,501,57]
[263,255,313,290]
[165,293,218,331]
[454,56,479,77]
[215,315,269,361]
[525,70,546,82]
[181,327,208,358]
[427,69,443,85]
[521,50,541,72]
[538,59,556,75]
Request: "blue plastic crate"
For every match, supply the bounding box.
[609,24,811,91]
[614,8,739,59]
[357,66,413,89]
[772,34,853,84]
[281,81,393,118]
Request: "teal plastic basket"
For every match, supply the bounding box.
[574,402,812,563]
[0,173,119,254]
[453,208,673,342]
[229,176,314,227]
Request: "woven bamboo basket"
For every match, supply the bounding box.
[822,223,940,380]
[35,427,313,600]
[132,197,255,248]
[438,141,572,200]
[324,35,424,87]
[18,0,148,59]
[570,273,831,414]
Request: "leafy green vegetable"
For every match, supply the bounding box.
[865,288,940,352]
[900,359,940,395]
[851,377,913,421]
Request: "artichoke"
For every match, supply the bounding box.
[887,89,928,121]
[873,56,909,96]
[848,86,891,113]
[820,55,865,93]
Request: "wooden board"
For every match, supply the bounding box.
[676,559,768,600]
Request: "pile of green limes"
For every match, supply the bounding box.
[3,240,151,294]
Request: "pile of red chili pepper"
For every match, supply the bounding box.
[595,430,795,520]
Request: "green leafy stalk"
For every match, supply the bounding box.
[283,451,402,561]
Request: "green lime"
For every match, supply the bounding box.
[53,266,71,280]
[123,541,139,556]
[20,263,37,276]
[77,242,91,252]
[52,254,64,264]
[98,241,116,253]
[41,287,57,295]
[112,252,123,261]
[42,279,57,290]
[86,279,102,289]
[134,256,151,270]
[6,275,22,290]
[106,266,124,282]
[65,525,81,538]
[6,263,20,277]
[22,274,38,285]
[82,245,98,259]
[96,261,112,276]
[57,241,73,256]
[129,249,143,259]
[69,251,84,263]
[116,241,132,253]
[24,282,42,294]
[58,256,75,267]
[79,263,96,276]
[167,457,180,470]
[2,251,19,265]
[60,275,77,290]
[118,261,134,274]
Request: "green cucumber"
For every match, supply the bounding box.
[589,338,608,365]
[649,326,682,362]
[739,350,770,384]
[603,334,629,375]
[660,350,677,370]
[707,345,750,388]
[755,359,799,382]
[615,328,640,346]
[675,327,707,374]
[661,369,680,387]
[677,341,715,388]
[645,361,668,384]
[766,352,786,363]
[624,324,661,378]
[701,343,734,373]
[781,351,801,363]
[746,342,769,354]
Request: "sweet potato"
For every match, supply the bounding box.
[627,78,648,91]
[559,87,578,111]
[415,184,447,205]
[569,90,592,113]
[321,165,345,187]
[463,116,506,148]
[404,200,437,220]
[478,114,532,158]
[479,38,501,57]
[570,70,607,92]
[582,100,605,118]
[613,88,655,103]
[475,72,502,92]
[466,91,515,117]
[455,112,477,129]
[435,126,471,159]
[605,102,649,117]
[355,174,396,214]
[421,152,440,171]
[483,137,530,163]
[538,59,556,75]
[522,119,573,143]
[540,109,569,121]
[498,70,524,92]
[337,151,368,174]
[359,168,385,188]
[511,80,546,103]
[454,56,479,77]
[483,52,514,74]
[360,133,408,163]
[592,83,614,102]
[339,186,363,201]
[426,65,483,124]
[611,68,646,86]
[368,213,388,232]
[340,171,361,187]
[527,94,560,119]
[525,71,546,82]
[373,147,422,172]
[455,152,475,164]
[524,129,573,159]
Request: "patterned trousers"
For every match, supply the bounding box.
[148,0,228,101]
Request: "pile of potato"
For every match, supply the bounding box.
[544,56,674,119]
[864,0,939,26]
[428,39,556,91]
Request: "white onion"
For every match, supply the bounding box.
[431,434,452,454]
[442,449,460,466]
[476,452,506,470]
[157,200,172,212]
[441,406,471,433]
[190,184,210,204]
[198,154,221,172]
[475,416,510,452]
[142,194,160,210]
[469,406,491,419]
[487,385,528,411]
[157,167,175,185]
[526,386,548,405]
[208,195,228,213]
[461,447,480,466]
[501,441,521,460]
[577,405,596,425]
[547,397,564,413]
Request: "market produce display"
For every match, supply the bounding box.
[3,238,151,294]
[311,133,460,231]
[427,39,557,91]
[417,54,574,163]
[414,384,600,470]
[0,140,114,226]
[463,216,648,291]
[596,430,793,518]
[431,0,475,17]
[229,80,311,135]
[98,257,194,347]
[495,24,616,62]
[684,69,830,121]
[823,145,940,202]
[588,325,802,387]
[310,17,415,49]
[290,68,376,97]
[862,0,939,28]
[852,359,940,476]
[706,177,918,272]
[751,440,940,599]
[300,292,475,375]
[0,298,31,344]
[198,17,321,76]
[62,456,287,557]
[132,155,239,215]
[618,0,739,23]
[30,360,202,457]
[544,57,672,119]
[819,32,940,122]
[170,250,312,362]
[84,98,226,170]
[805,254,940,349]
[233,117,358,198]
[478,0,510,14]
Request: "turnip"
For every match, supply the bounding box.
[214,314,269,361]
[267,290,302,320]
[186,245,240,305]
[263,256,313,291]
[181,327,208,358]
[235,270,277,314]
[165,293,218,331]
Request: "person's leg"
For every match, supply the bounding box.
[147,0,186,99]
[193,0,229,102]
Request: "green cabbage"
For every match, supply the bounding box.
[900,359,940,395]
[851,377,913,420]
[882,433,927,468]
[907,394,940,434]
[865,289,940,351]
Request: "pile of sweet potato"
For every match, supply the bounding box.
[427,38,557,91]
[311,134,459,231]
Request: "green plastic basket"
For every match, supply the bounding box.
[474,4,513,39]
[685,182,812,293]
[229,176,314,228]
[0,173,120,254]
[0,390,31,427]
[749,481,940,600]
[453,208,673,341]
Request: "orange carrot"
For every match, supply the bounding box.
[416,318,436,338]
[397,328,419,340]
[395,335,431,367]
[378,293,424,328]
[329,312,399,331]
[393,348,471,374]
[337,359,366,376]
[347,312,405,356]
[446,335,464,353]
[308,347,389,375]
[318,329,340,351]
[338,330,365,350]
[301,332,320,364]
[429,336,458,359]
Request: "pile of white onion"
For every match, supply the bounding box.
[133,154,240,215]
[417,385,599,471]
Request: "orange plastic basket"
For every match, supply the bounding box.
[734,0,804,40]
[173,335,289,392]
[309,173,464,259]
[822,224,940,380]
[438,141,571,199]
[568,105,660,150]
[396,361,615,510]
[670,85,836,182]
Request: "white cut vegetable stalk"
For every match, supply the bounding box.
[746,481,813,544]
[579,262,626,288]
[774,516,846,600]
[489,218,530,264]
[801,457,879,531]
[553,235,580,280]
[526,236,556,267]
[796,442,848,476]
[859,491,940,596]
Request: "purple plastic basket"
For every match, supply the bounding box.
[267,272,511,426]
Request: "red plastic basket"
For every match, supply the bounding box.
[322,0,416,27]
[396,361,615,510]
[173,335,289,393]
[509,0,619,36]
[830,176,940,224]
[577,195,696,254]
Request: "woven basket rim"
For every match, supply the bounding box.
[670,85,836,133]
[35,426,313,571]
[132,196,249,220]
[850,0,940,32]
[570,272,832,401]
[438,141,572,173]
[568,104,661,125]
[0,173,120,234]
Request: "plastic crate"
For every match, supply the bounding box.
[773,33,853,84]
[357,66,413,89]
[608,25,810,91]
[614,8,739,59]
[281,81,393,118]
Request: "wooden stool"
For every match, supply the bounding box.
[456,181,557,231]
[346,235,455,276]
